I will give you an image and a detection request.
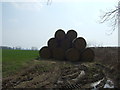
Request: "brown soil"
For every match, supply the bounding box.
[2,60,113,89]
[2,47,119,89]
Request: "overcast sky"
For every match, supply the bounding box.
[1,0,118,49]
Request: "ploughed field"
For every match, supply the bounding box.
[2,47,119,88]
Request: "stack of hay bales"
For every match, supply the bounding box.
[39,29,95,62]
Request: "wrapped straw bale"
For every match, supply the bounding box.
[55,29,65,41]
[66,30,77,41]
[39,46,52,59]
[73,37,87,51]
[52,47,65,60]
[65,48,80,61]
[47,37,59,49]
[80,48,95,62]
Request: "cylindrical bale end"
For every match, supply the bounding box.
[39,46,52,59]
[80,48,95,62]
[66,30,77,41]
[60,38,72,50]
[65,48,80,62]
[73,37,87,51]
[55,29,65,41]
[47,37,59,49]
[52,47,65,60]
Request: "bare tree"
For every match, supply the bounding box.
[46,0,119,34]
[100,1,120,34]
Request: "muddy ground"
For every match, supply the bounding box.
[2,60,119,89]
[2,47,120,89]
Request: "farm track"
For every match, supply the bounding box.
[2,60,62,88]
[2,59,117,88]
[2,47,119,88]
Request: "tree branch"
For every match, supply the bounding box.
[100,2,119,34]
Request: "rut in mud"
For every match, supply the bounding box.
[2,60,117,88]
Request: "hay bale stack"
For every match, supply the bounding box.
[66,30,77,41]
[80,48,95,62]
[65,48,80,61]
[39,29,95,62]
[47,38,59,49]
[73,37,87,51]
[60,39,72,50]
[39,46,52,59]
[52,47,65,60]
[55,29,65,41]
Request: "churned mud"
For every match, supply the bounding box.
[3,59,119,89]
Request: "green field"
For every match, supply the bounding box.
[2,49,39,77]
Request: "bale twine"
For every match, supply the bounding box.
[80,48,95,62]
[55,29,65,41]
[73,37,87,51]
[39,46,52,59]
[47,37,59,49]
[60,38,72,50]
[52,47,65,60]
[65,48,80,61]
[66,30,77,41]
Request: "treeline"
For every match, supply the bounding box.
[0,46,38,50]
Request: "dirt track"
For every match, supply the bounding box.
[2,47,119,89]
[3,59,115,89]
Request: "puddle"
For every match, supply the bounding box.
[104,80,114,88]
[91,78,114,89]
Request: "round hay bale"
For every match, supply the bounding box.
[47,38,59,49]
[80,48,95,62]
[52,47,65,60]
[73,37,87,51]
[66,30,77,41]
[65,48,80,61]
[39,46,52,59]
[60,38,72,50]
[55,29,65,40]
